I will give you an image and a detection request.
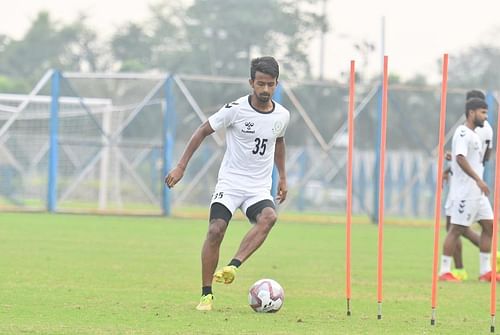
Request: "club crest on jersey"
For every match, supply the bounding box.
[242,121,255,134]
[272,120,284,135]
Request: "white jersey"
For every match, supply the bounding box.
[208,95,290,191]
[448,125,484,200]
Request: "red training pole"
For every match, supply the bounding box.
[377,55,389,320]
[489,103,500,333]
[430,53,449,326]
[346,60,355,316]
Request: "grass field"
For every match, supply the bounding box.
[0,212,498,334]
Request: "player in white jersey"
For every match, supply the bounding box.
[165,57,290,310]
[439,98,500,282]
[442,90,495,280]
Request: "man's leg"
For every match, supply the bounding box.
[448,215,468,279]
[201,218,229,287]
[197,202,232,311]
[476,219,500,281]
[440,224,467,281]
[214,202,277,284]
[233,207,277,262]
[447,215,464,269]
[462,227,480,247]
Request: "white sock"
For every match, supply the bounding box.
[480,252,492,275]
[440,255,452,275]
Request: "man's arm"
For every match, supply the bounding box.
[274,137,287,203]
[164,121,215,188]
[456,154,489,196]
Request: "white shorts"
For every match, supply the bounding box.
[210,187,274,218]
[448,195,493,227]
[444,196,452,217]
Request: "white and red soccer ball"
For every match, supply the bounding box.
[248,278,285,313]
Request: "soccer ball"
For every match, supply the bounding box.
[248,278,285,313]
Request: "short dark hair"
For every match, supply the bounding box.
[465,97,488,117]
[466,89,486,100]
[250,56,279,80]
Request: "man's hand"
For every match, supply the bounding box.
[476,179,490,196]
[165,165,185,188]
[276,178,288,204]
[445,151,452,161]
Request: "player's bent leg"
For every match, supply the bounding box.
[234,205,277,263]
[477,219,493,253]
[442,224,467,257]
[453,238,464,270]
[462,227,480,248]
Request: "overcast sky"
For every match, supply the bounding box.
[2,0,500,82]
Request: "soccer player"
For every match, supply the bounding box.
[439,98,500,282]
[443,90,495,280]
[164,56,290,310]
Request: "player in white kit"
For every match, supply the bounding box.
[439,98,500,282]
[443,90,495,280]
[165,57,290,310]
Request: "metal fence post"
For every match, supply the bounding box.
[162,75,175,216]
[47,70,60,212]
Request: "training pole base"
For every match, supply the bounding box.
[431,319,435,326]
[491,326,495,333]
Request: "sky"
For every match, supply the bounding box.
[1,0,500,83]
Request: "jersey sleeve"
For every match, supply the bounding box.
[277,111,290,138]
[208,103,238,132]
[454,128,469,157]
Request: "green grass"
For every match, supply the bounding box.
[0,212,497,334]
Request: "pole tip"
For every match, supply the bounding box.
[377,314,382,320]
[347,311,351,316]
[491,326,495,333]
[431,319,435,326]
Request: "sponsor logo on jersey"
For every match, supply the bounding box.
[242,121,255,133]
[272,120,284,135]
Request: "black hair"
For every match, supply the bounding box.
[250,56,279,80]
[465,97,488,117]
[466,89,486,100]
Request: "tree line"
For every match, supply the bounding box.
[0,0,499,93]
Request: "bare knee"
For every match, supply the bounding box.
[206,219,227,244]
[256,208,277,231]
[479,220,493,235]
[448,224,467,239]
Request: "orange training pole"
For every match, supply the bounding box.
[346,60,355,316]
[430,53,448,326]
[377,55,388,320]
[489,103,500,333]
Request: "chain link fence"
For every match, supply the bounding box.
[0,70,497,219]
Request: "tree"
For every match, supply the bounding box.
[142,0,326,78]
[448,44,500,90]
[111,23,153,72]
[0,11,104,86]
